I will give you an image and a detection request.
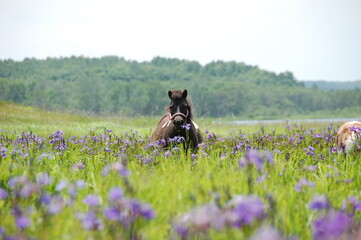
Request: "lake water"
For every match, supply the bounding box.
[214,118,359,125]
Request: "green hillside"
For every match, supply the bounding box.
[1,56,361,119]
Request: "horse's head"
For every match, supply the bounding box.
[168,89,191,132]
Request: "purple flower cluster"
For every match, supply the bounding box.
[173,195,266,238]
[205,129,216,140]
[310,194,361,240]
[295,178,315,192]
[304,146,316,156]
[168,136,185,144]
[313,211,354,240]
[181,123,191,131]
[309,195,330,211]
[13,206,31,230]
[0,187,9,199]
[349,125,361,135]
[0,146,7,158]
[239,149,274,171]
[77,210,104,231]
[101,161,131,178]
[49,130,68,151]
[76,187,155,233]
[0,124,359,239]
[104,187,155,228]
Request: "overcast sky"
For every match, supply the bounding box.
[1,0,360,81]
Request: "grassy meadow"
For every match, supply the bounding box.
[1,101,360,240]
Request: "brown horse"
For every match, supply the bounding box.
[336,121,361,154]
[151,89,203,153]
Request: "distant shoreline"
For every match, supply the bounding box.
[214,118,359,125]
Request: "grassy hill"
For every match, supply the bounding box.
[0,101,154,136]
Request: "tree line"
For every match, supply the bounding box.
[1,56,360,118]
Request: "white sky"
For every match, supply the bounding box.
[1,0,360,81]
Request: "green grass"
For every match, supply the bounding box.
[0,101,360,239]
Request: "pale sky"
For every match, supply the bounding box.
[1,0,360,81]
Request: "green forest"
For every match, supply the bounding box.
[1,56,360,118]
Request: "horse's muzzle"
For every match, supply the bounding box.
[173,116,184,132]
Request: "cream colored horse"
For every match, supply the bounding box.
[336,121,361,154]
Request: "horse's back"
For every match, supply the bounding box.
[151,114,169,141]
[191,120,203,144]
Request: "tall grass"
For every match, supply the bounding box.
[0,102,360,239]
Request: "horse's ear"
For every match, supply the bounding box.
[182,89,188,98]
[168,90,172,99]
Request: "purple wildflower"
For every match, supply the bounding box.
[67,184,78,198]
[113,162,131,177]
[305,165,316,172]
[169,136,185,144]
[79,211,104,231]
[83,194,100,207]
[331,146,337,154]
[16,216,31,229]
[156,139,167,147]
[249,225,283,240]
[226,195,266,227]
[190,153,198,161]
[304,146,316,156]
[313,133,323,139]
[139,203,156,220]
[75,180,86,189]
[101,164,111,176]
[8,175,27,189]
[0,146,7,158]
[309,195,330,211]
[0,188,8,200]
[173,202,224,237]
[38,153,53,162]
[239,150,273,171]
[8,177,40,198]
[47,195,65,215]
[181,123,191,131]
[36,172,51,185]
[342,196,361,212]
[205,129,216,139]
[55,180,68,192]
[141,156,154,164]
[273,149,281,155]
[72,162,85,170]
[174,222,189,239]
[313,211,353,240]
[39,192,52,205]
[104,193,155,228]
[104,207,121,221]
[349,125,361,134]
[164,150,172,158]
[108,187,123,202]
[295,178,315,192]
[49,130,64,144]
